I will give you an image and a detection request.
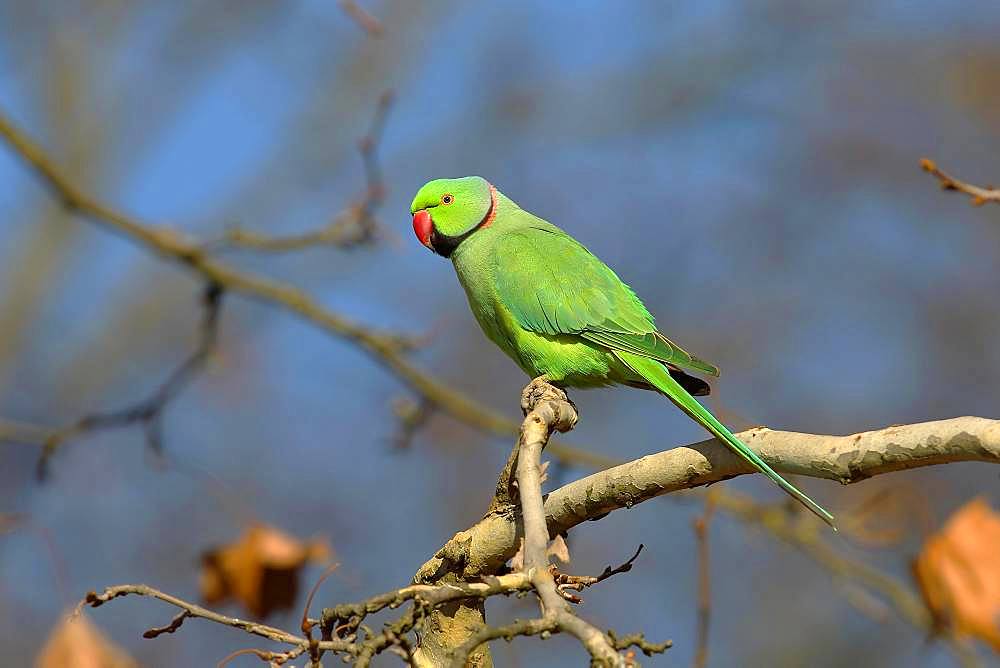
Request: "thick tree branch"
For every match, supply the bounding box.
[419,416,1000,585]
[445,379,665,668]
[413,416,998,664]
[544,416,1000,536]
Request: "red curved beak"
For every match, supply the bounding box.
[412,209,434,250]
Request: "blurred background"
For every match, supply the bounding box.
[1,1,999,666]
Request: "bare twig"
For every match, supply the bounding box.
[390,395,435,450]
[338,0,384,37]
[216,646,307,668]
[33,281,224,478]
[81,574,541,667]
[0,419,53,445]
[711,490,983,668]
[301,563,341,635]
[549,544,644,603]
[82,584,306,646]
[320,572,535,640]
[142,610,191,639]
[211,91,393,252]
[607,630,673,657]
[353,90,393,243]
[80,584,356,663]
[691,495,716,668]
[921,158,1000,206]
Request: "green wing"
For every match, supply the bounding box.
[494,225,719,377]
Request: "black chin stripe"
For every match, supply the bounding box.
[430,226,478,258]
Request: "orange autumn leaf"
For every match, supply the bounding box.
[36,611,138,668]
[913,497,1000,652]
[200,523,331,619]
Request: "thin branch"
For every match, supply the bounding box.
[79,584,356,660]
[708,491,988,668]
[212,212,364,252]
[210,91,393,252]
[0,105,613,471]
[142,610,191,639]
[450,617,559,659]
[921,158,1000,206]
[390,395,435,451]
[708,489,989,668]
[81,574,542,667]
[691,496,716,668]
[606,630,673,657]
[354,90,393,243]
[301,562,341,635]
[216,646,307,668]
[320,572,535,640]
[338,0,384,37]
[0,418,53,445]
[32,282,224,478]
[713,489,931,626]
[549,544,644,604]
[81,584,304,645]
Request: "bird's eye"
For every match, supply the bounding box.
[441,194,454,205]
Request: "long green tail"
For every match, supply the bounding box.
[615,350,836,529]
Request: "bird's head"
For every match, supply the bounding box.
[409,176,497,258]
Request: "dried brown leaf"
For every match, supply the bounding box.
[509,535,570,570]
[36,611,138,668]
[547,534,571,564]
[913,497,1000,652]
[200,523,331,619]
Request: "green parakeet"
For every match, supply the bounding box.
[410,176,835,528]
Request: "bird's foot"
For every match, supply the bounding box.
[520,375,576,419]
